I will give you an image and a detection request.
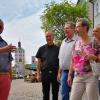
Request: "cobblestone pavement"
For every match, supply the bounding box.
[8,79,61,100]
[9,79,99,100]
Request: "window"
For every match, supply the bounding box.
[96,2,100,15]
[96,3,99,14]
[98,2,100,13]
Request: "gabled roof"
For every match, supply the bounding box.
[25,64,37,71]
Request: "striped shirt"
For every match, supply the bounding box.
[0,36,13,72]
[59,35,78,70]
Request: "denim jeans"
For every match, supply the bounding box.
[61,70,71,100]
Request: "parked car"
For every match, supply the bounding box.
[18,75,23,79]
[24,74,38,83]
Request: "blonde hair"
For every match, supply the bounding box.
[76,18,90,32]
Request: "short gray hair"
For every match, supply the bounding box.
[65,21,75,29]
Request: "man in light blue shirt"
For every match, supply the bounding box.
[57,21,78,100]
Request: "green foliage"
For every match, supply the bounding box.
[41,0,89,46]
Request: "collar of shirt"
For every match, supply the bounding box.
[46,43,54,48]
[0,36,4,42]
[65,35,77,43]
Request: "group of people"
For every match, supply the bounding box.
[36,18,100,100]
[0,17,100,100]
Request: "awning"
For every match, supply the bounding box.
[25,64,37,71]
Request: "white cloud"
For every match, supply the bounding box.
[2,10,46,64]
[0,0,63,21]
[0,0,44,21]
[0,0,78,64]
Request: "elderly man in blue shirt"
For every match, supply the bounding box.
[57,21,78,100]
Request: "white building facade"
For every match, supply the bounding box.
[77,0,100,33]
[15,41,25,76]
[94,0,100,26]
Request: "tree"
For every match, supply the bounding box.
[41,0,89,46]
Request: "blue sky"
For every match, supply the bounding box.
[0,0,77,64]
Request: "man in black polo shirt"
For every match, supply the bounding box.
[36,31,59,100]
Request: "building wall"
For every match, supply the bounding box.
[77,0,93,26]
[31,56,35,64]
[15,43,25,76]
[16,63,24,75]
[88,2,93,25]
[15,48,25,63]
[94,0,100,26]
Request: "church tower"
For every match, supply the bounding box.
[15,41,25,77]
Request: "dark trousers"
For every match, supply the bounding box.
[41,70,59,100]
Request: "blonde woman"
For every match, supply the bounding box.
[68,18,99,100]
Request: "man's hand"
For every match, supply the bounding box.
[5,44,16,52]
[36,73,41,81]
[67,75,73,87]
[57,72,61,82]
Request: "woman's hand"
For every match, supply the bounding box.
[85,54,97,61]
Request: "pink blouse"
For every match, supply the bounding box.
[72,40,96,75]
